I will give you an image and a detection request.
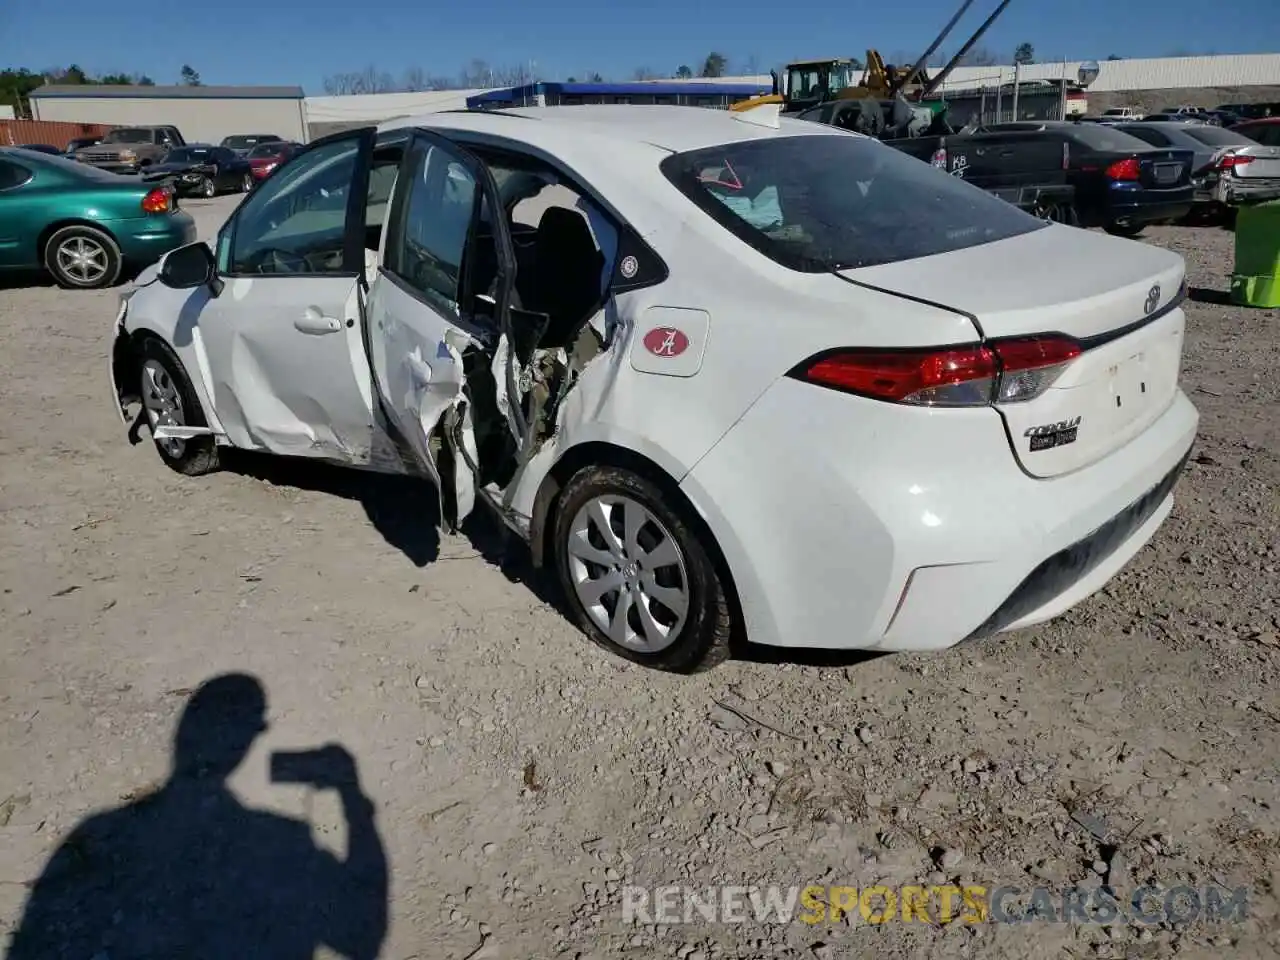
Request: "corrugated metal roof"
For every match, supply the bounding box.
[934,54,1280,93]
[31,84,304,100]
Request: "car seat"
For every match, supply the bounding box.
[526,207,605,348]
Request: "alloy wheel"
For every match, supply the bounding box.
[141,359,187,459]
[55,235,109,286]
[566,494,690,652]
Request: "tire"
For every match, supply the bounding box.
[552,465,731,673]
[43,225,123,290]
[242,173,254,193]
[1104,222,1145,238]
[201,176,216,199]
[136,336,220,476]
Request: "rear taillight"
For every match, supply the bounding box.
[930,147,947,169]
[792,336,1082,407]
[1105,157,1141,181]
[1219,153,1254,170]
[141,186,172,214]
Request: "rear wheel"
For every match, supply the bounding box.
[553,465,731,673]
[44,225,122,290]
[137,337,220,476]
[1104,222,1145,238]
[242,172,253,192]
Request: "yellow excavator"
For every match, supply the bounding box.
[730,0,1013,115]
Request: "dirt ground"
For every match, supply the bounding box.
[1,196,1277,960]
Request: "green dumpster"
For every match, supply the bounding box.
[1231,200,1280,308]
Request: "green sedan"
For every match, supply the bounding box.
[0,147,197,290]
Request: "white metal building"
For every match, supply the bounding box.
[683,54,1280,94]
[29,85,308,144]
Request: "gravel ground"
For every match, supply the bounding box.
[1,197,1277,960]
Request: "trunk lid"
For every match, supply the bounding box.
[1134,148,1194,189]
[1226,143,1280,179]
[841,224,1187,479]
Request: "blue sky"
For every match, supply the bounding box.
[5,0,1277,94]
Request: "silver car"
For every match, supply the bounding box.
[1118,121,1280,208]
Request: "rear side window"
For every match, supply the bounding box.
[0,159,33,190]
[660,133,1046,272]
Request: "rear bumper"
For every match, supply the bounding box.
[965,444,1192,640]
[109,213,198,264]
[1217,176,1280,206]
[681,376,1200,653]
[1106,183,1194,225]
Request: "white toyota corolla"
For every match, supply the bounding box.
[109,104,1198,672]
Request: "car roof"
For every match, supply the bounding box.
[378,104,848,243]
[381,104,841,155]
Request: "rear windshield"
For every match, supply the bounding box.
[224,135,277,148]
[166,148,212,163]
[660,133,1046,272]
[103,129,153,144]
[9,149,129,182]
[1183,126,1255,146]
[1065,124,1157,152]
[248,142,287,158]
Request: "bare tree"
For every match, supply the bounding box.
[321,65,395,95]
[633,66,659,81]
[742,54,761,76]
[955,46,999,67]
[402,67,428,92]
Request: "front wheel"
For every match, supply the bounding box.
[1104,222,1145,238]
[200,176,216,199]
[553,465,731,673]
[137,337,220,476]
[242,172,253,193]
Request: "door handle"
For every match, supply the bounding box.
[294,307,342,335]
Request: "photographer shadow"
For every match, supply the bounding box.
[6,674,388,960]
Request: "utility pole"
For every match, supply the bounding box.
[1011,60,1020,121]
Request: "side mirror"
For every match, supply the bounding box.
[159,241,222,296]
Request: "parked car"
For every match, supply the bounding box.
[108,107,1198,672]
[220,134,284,158]
[246,140,302,181]
[1137,114,1204,124]
[1100,107,1142,120]
[1117,121,1280,211]
[1199,110,1243,128]
[16,144,62,155]
[1230,117,1280,147]
[1218,103,1278,121]
[143,144,254,198]
[900,121,1194,236]
[63,136,101,157]
[0,147,195,289]
[75,126,186,174]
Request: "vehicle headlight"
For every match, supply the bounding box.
[120,149,138,161]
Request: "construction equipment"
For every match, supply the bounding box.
[729,0,1013,115]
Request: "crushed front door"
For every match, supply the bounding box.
[362,128,516,527]
[198,127,381,462]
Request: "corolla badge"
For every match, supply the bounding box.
[1144,284,1161,315]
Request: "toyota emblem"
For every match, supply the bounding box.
[1144,284,1161,315]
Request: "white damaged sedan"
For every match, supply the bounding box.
[110,104,1198,672]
